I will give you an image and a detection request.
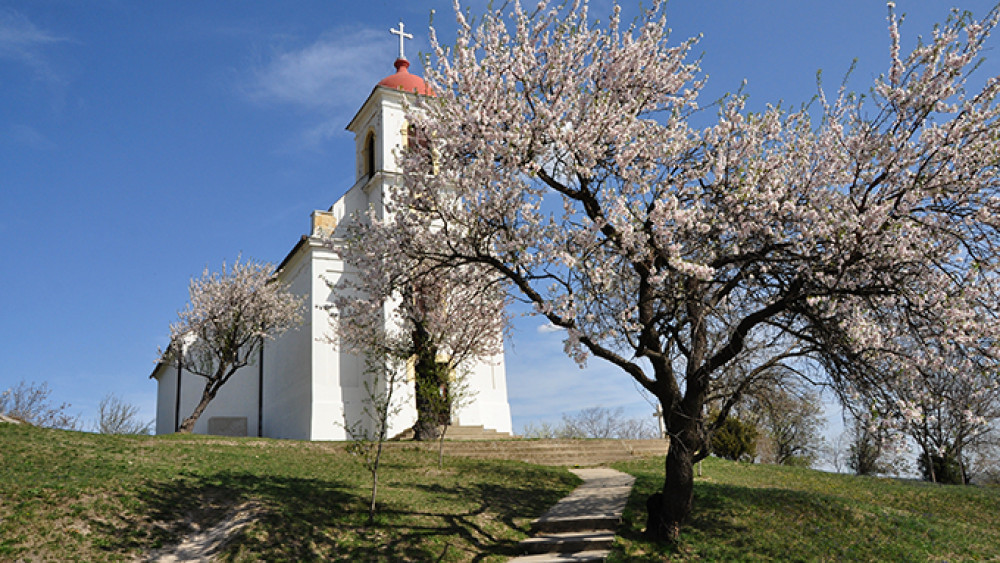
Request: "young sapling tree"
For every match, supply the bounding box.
[343,352,409,524]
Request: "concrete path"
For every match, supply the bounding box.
[509,467,635,563]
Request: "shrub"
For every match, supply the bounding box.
[711,416,758,462]
[918,453,969,485]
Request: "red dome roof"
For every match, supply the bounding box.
[378,58,434,96]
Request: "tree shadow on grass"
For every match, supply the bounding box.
[90,471,358,561]
[91,462,576,562]
[613,472,869,561]
[381,477,574,561]
[333,460,577,561]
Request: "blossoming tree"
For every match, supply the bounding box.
[376,0,1000,542]
[161,258,304,434]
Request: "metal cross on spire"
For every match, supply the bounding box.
[390,21,413,60]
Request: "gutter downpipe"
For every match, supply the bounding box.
[258,343,264,438]
[174,356,182,432]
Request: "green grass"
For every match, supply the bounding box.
[0,424,578,561]
[609,456,1000,561]
[7,424,999,562]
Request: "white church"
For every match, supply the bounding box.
[151,24,513,440]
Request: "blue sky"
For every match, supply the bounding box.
[2,1,997,434]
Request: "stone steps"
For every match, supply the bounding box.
[505,550,610,563]
[530,515,621,534]
[517,532,616,554]
[389,437,667,466]
[508,468,636,563]
[391,424,513,441]
[441,425,512,440]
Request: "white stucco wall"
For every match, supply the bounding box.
[153,363,177,435]
[261,247,314,440]
[454,352,513,434]
[308,244,351,440]
[307,236,418,441]
[152,360,259,437]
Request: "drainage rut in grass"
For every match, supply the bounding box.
[145,501,262,563]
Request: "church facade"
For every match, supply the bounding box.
[151,36,513,440]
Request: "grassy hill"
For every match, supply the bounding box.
[3,423,999,561]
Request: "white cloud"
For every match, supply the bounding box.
[245,27,393,112]
[293,118,348,151]
[0,8,68,82]
[6,124,56,150]
[536,322,565,334]
[241,26,404,149]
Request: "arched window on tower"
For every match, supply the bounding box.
[365,132,376,180]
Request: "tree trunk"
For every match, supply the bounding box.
[177,382,218,434]
[413,383,442,441]
[412,323,449,441]
[413,366,445,440]
[437,423,448,469]
[646,437,695,542]
[368,436,385,524]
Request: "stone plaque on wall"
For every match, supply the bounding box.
[208,416,248,437]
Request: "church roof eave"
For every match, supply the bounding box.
[149,362,164,380]
[347,54,435,133]
[346,84,425,133]
[275,235,311,275]
[149,342,176,380]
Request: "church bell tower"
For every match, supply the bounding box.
[343,22,434,222]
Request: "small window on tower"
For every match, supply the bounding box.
[365,132,376,179]
[407,124,434,172]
